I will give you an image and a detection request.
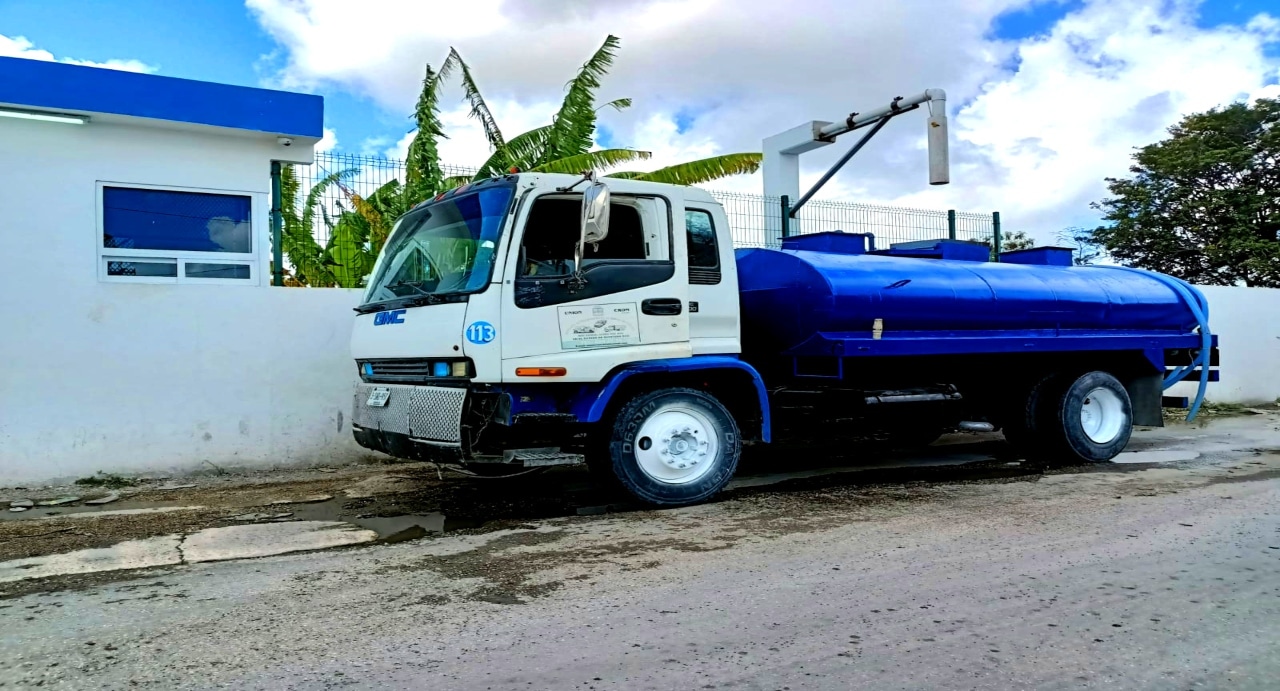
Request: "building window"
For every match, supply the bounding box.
[685,208,721,285]
[99,184,257,284]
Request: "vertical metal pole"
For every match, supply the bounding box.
[947,209,956,240]
[992,211,1002,262]
[781,195,791,239]
[270,161,284,287]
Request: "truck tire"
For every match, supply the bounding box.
[1037,371,1133,464]
[999,372,1060,456]
[604,387,741,506]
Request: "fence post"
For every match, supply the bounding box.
[992,211,1002,262]
[270,161,283,287]
[947,209,956,240]
[780,195,791,239]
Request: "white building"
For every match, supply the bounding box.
[0,57,367,485]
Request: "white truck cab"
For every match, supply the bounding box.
[350,172,760,505]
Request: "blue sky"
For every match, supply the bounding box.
[0,0,403,152]
[3,0,1277,239]
[3,0,1275,156]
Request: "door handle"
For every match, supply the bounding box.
[641,298,683,316]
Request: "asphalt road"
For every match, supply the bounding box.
[2,414,1279,690]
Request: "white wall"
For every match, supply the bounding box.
[0,116,370,485]
[2,117,1276,485]
[1167,285,1280,406]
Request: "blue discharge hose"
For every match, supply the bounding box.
[1101,267,1212,421]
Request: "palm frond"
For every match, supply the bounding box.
[602,171,646,179]
[596,97,632,113]
[547,35,622,160]
[474,125,554,179]
[404,60,453,201]
[442,175,472,190]
[532,148,652,175]
[301,168,359,231]
[446,48,505,152]
[633,153,762,186]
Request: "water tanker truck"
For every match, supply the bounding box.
[348,91,1216,507]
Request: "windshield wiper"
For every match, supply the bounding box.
[387,279,433,296]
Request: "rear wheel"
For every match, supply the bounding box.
[999,372,1060,456]
[1035,371,1133,465]
[603,387,741,506]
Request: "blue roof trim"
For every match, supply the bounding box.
[0,57,323,138]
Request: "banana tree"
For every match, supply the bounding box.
[322,34,762,286]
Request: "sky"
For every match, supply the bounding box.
[2,0,1278,241]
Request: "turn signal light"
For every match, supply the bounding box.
[515,367,566,377]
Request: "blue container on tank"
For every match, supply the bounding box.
[735,232,1204,358]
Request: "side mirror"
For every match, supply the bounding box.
[581,179,611,245]
[565,174,610,293]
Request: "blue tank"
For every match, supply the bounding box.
[734,233,1206,359]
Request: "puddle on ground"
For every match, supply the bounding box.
[1112,450,1201,464]
[282,500,485,543]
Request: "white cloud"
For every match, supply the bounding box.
[315,127,338,153]
[0,34,156,73]
[891,0,1280,240]
[249,0,1279,241]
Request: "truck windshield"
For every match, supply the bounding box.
[359,184,515,311]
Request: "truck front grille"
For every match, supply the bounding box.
[352,383,466,443]
[358,358,472,383]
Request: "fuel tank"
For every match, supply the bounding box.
[734,234,1203,357]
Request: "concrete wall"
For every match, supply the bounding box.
[0,116,368,485]
[1167,285,1280,406]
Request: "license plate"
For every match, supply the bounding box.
[366,387,391,407]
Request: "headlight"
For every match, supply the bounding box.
[451,361,469,377]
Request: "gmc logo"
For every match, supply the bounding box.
[373,309,406,326]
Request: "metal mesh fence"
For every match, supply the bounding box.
[280,151,994,283]
[291,152,478,248]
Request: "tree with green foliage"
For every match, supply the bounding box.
[976,229,1034,261]
[1056,226,1103,266]
[278,34,762,287]
[1090,98,1280,287]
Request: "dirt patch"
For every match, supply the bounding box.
[0,565,188,601]
[0,508,230,562]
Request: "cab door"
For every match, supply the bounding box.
[499,188,691,382]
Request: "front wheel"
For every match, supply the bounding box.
[604,387,741,506]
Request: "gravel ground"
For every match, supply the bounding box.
[1,412,1278,689]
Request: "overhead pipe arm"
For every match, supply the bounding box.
[762,88,950,245]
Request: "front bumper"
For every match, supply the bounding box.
[351,383,468,462]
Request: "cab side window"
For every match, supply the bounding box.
[685,208,721,285]
[514,194,673,308]
[519,198,648,277]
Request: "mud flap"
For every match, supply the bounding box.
[1125,371,1163,427]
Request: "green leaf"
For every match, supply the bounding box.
[531,148,651,175]
[324,211,374,288]
[596,98,632,113]
[547,35,621,161]
[602,171,646,179]
[474,125,554,179]
[446,48,505,152]
[631,153,762,185]
[404,61,453,202]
